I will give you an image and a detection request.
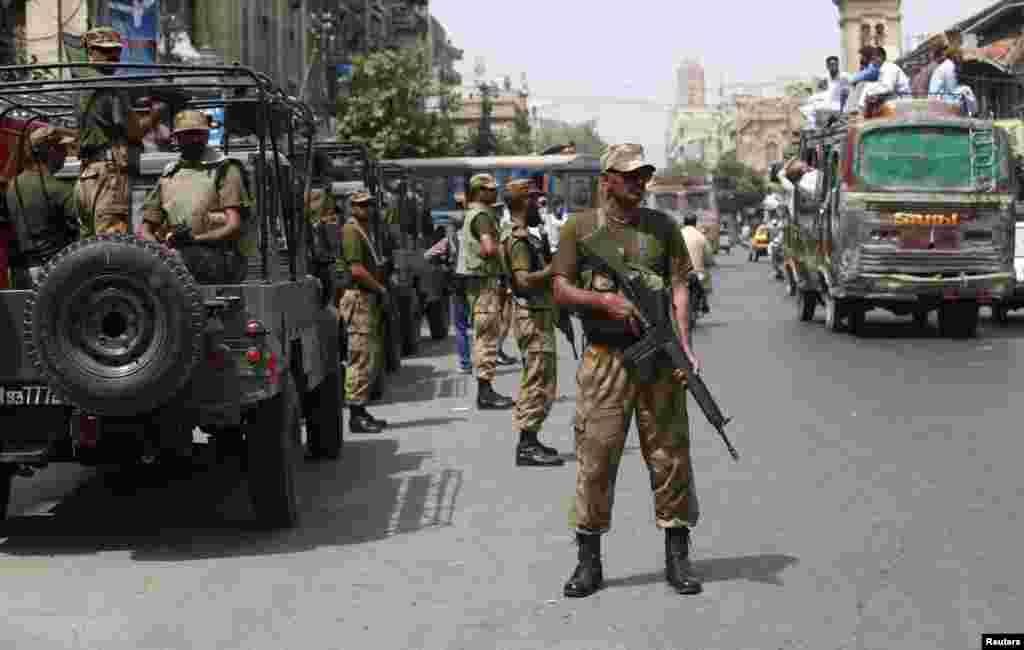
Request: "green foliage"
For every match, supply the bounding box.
[663,159,709,178]
[713,151,767,212]
[335,44,464,159]
[533,118,607,155]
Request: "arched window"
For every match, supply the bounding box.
[875,24,886,47]
[860,24,872,48]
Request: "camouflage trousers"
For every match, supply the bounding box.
[513,303,557,432]
[467,287,505,383]
[499,289,514,341]
[77,154,131,236]
[339,289,382,406]
[570,343,698,534]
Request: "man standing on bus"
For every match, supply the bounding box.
[457,173,515,410]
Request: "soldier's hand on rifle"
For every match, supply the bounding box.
[600,293,641,332]
[166,224,194,247]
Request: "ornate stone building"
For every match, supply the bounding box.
[733,96,806,175]
[833,0,904,73]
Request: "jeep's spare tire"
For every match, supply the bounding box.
[25,235,205,417]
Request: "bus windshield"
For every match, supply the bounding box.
[859,126,1007,190]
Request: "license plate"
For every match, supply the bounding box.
[0,385,64,407]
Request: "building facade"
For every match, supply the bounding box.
[833,0,903,73]
[734,95,805,175]
[666,108,735,170]
[455,80,528,138]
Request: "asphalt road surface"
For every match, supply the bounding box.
[2,251,1021,650]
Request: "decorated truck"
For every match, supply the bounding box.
[792,97,1015,338]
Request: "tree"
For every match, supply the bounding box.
[663,159,708,178]
[712,151,768,213]
[533,118,607,155]
[492,106,533,155]
[335,43,464,159]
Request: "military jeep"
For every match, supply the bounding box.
[0,64,341,528]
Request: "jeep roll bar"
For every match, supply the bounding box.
[0,62,317,284]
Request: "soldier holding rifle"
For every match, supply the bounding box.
[551,143,704,598]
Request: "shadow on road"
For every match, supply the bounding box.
[383,416,469,431]
[376,362,475,404]
[604,553,799,589]
[0,438,464,562]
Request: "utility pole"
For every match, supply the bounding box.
[475,80,497,156]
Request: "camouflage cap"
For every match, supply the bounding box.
[29,125,75,147]
[82,27,123,50]
[350,191,372,205]
[172,110,211,134]
[601,143,656,175]
[469,173,497,192]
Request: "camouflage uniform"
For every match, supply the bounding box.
[141,111,253,284]
[501,179,563,466]
[457,173,514,410]
[76,28,150,236]
[556,143,703,599]
[337,193,384,409]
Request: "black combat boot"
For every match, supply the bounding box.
[365,411,389,428]
[516,430,565,467]
[350,406,384,434]
[476,380,514,410]
[497,349,518,366]
[564,533,604,598]
[665,527,703,595]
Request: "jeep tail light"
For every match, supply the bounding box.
[246,320,267,336]
[246,349,262,365]
[266,352,278,373]
[78,414,99,449]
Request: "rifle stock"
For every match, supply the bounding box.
[578,235,739,462]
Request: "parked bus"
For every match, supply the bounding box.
[382,153,603,228]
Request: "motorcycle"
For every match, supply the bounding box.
[768,231,785,280]
[687,270,710,333]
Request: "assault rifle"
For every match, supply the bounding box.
[539,232,578,360]
[578,233,739,462]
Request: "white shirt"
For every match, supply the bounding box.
[827,74,849,110]
[779,170,820,217]
[681,225,710,273]
[879,61,911,96]
[544,209,567,251]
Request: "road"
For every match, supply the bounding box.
[2,252,1022,650]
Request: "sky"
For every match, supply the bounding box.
[431,0,996,167]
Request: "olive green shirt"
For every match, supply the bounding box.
[340,218,381,287]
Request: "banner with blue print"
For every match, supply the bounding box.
[108,0,160,64]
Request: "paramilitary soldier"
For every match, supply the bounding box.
[5,126,78,288]
[77,27,162,237]
[552,143,704,598]
[501,179,565,467]
[457,173,515,410]
[140,110,254,284]
[338,191,389,434]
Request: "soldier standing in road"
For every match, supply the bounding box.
[552,143,704,598]
[76,27,162,237]
[338,191,389,434]
[457,173,515,410]
[5,126,78,288]
[140,110,253,284]
[501,179,565,467]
